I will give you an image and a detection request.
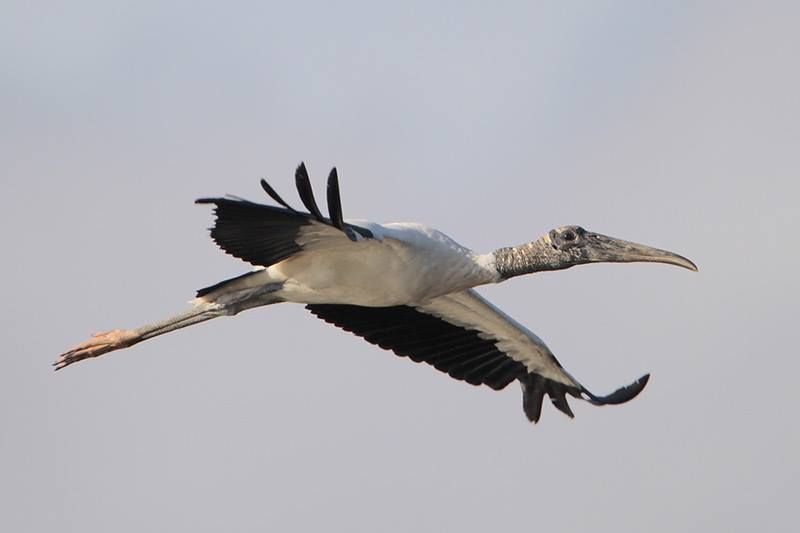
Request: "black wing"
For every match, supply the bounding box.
[307,291,650,423]
[196,163,373,270]
[307,303,530,390]
[195,197,313,269]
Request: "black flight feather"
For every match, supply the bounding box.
[196,168,374,269]
[195,197,310,267]
[260,178,297,212]
[521,374,549,423]
[306,303,602,422]
[306,304,529,392]
[546,381,576,418]
[581,374,650,406]
[294,163,325,221]
[327,167,358,241]
[327,167,345,230]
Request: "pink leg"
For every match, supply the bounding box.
[54,303,226,370]
[54,329,139,370]
[55,283,284,370]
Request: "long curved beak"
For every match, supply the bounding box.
[585,233,698,271]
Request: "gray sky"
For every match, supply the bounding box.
[2,2,798,532]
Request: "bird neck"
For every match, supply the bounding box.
[493,240,564,280]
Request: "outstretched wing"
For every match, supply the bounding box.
[196,163,373,272]
[307,289,649,423]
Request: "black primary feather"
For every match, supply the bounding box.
[581,374,650,406]
[326,167,344,230]
[294,163,325,221]
[305,303,607,422]
[260,178,298,212]
[307,304,650,422]
[521,374,549,423]
[195,197,310,267]
[196,166,374,268]
[326,168,359,242]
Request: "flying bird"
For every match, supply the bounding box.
[55,164,697,423]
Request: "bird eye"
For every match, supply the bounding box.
[562,230,577,242]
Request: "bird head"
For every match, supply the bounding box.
[537,225,698,272]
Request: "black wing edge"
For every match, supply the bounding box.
[307,303,645,424]
[194,196,309,268]
[306,303,528,390]
[521,374,579,423]
[581,374,650,406]
[195,163,374,268]
[521,373,649,423]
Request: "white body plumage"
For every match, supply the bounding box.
[207,221,499,307]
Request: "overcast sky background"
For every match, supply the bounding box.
[2,2,798,532]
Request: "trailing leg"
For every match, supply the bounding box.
[54,282,284,370]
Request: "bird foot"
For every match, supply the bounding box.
[54,329,138,370]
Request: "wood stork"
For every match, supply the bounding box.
[55,163,697,423]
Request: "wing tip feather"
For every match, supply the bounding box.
[581,373,651,406]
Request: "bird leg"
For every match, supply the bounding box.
[55,282,285,370]
[54,302,227,370]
